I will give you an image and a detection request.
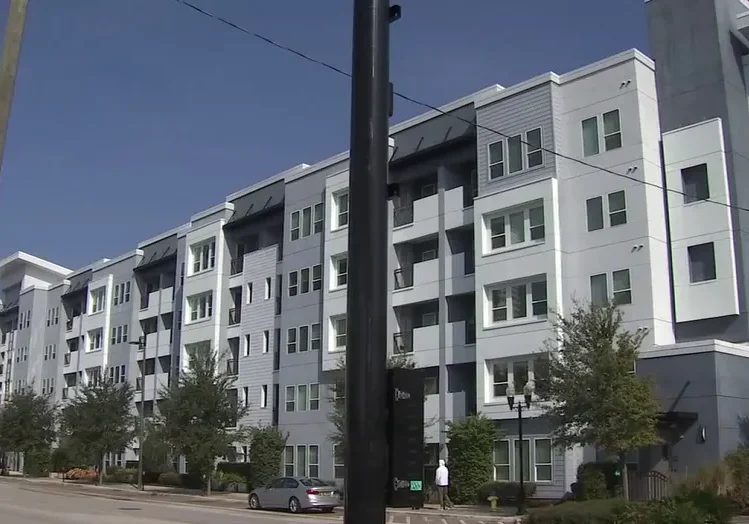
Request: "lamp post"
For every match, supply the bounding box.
[506,380,535,516]
[129,336,146,491]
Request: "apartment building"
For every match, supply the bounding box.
[1,0,749,495]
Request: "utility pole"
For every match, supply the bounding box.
[129,336,146,491]
[0,0,28,181]
[345,0,397,523]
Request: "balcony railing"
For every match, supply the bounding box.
[135,377,143,392]
[226,359,239,376]
[66,319,73,332]
[465,321,476,345]
[64,353,71,366]
[140,296,149,310]
[393,204,414,227]
[230,258,244,275]
[394,266,414,290]
[228,308,241,326]
[393,332,413,354]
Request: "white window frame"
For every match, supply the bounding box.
[260,384,268,408]
[493,440,511,481]
[602,109,622,152]
[488,140,505,180]
[88,329,103,352]
[284,446,295,476]
[313,202,324,234]
[331,316,347,352]
[264,277,272,300]
[308,445,320,478]
[297,384,308,412]
[244,334,251,356]
[586,190,627,232]
[312,264,322,291]
[581,110,622,157]
[534,438,553,483]
[262,330,270,353]
[484,203,545,254]
[288,271,298,297]
[507,134,523,174]
[246,282,253,304]
[590,270,632,307]
[290,211,301,241]
[90,287,106,314]
[300,268,311,294]
[285,385,296,412]
[287,327,297,354]
[525,127,543,168]
[334,444,345,479]
[310,323,321,351]
[187,292,213,323]
[309,383,320,411]
[485,279,548,327]
[332,254,348,289]
[190,239,216,275]
[333,190,349,230]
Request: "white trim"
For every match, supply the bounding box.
[227,163,310,200]
[92,249,143,272]
[137,223,190,248]
[0,251,72,279]
[645,340,749,360]
[190,201,234,223]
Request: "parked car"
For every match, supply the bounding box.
[248,476,341,513]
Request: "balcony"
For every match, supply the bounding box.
[394,266,414,290]
[393,332,413,354]
[230,258,244,276]
[145,330,172,357]
[392,258,440,307]
[444,185,475,231]
[228,308,241,326]
[226,359,239,376]
[135,377,143,392]
[63,353,72,366]
[393,204,414,227]
[65,316,81,339]
[412,324,439,368]
[446,320,476,365]
[445,252,476,296]
[139,288,174,320]
[393,194,439,244]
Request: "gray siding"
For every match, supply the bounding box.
[476,83,556,196]
[238,245,277,427]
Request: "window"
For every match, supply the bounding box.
[90,287,106,314]
[586,197,604,231]
[513,361,529,391]
[308,445,320,478]
[309,383,320,411]
[110,325,128,345]
[612,269,632,305]
[526,128,542,168]
[333,316,347,350]
[47,309,51,327]
[284,446,295,476]
[285,386,295,412]
[488,141,504,179]
[264,277,272,299]
[54,306,59,325]
[492,362,508,397]
[297,445,307,477]
[514,440,531,483]
[242,387,249,407]
[187,293,213,322]
[298,384,308,411]
[602,110,622,151]
[334,444,345,478]
[310,323,321,351]
[590,273,608,307]
[86,366,102,386]
[88,329,103,352]
[262,330,269,353]
[124,281,131,303]
[421,249,437,262]
[487,279,547,325]
[301,268,310,294]
[244,334,251,356]
[113,282,130,306]
[246,283,253,304]
[682,164,710,204]
[582,116,600,157]
[534,439,552,482]
[287,328,297,354]
[312,264,322,291]
[288,271,298,296]
[494,440,510,481]
[333,255,348,288]
[290,211,301,241]
[608,191,627,226]
[191,240,216,274]
[485,204,545,253]
[334,191,349,229]
[507,135,523,174]
[688,243,717,283]
[299,325,309,352]
[260,384,268,408]
[108,365,126,384]
[313,203,324,233]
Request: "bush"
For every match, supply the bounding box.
[24,448,51,477]
[248,427,287,491]
[105,467,137,484]
[476,481,536,505]
[158,471,182,487]
[725,448,749,511]
[528,498,630,524]
[576,462,620,500]
[445,415,498,504]
[675,489,738,524]
[216,462,251,482]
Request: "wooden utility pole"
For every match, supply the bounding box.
[0,0,28,181]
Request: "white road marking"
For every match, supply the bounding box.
[478,521,485,524]
[440,519,448,524]
[388,515,394,524]
[459,520,467,524]
[406,516,410,524]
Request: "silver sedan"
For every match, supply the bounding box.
[248,476,341,513]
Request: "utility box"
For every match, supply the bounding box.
[386,367,425,509]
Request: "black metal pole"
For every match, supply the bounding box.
[517,404,526,515]
[345,0,390,522]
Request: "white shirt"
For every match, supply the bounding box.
[435,465,449,486]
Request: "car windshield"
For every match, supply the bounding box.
[299,478,328,487]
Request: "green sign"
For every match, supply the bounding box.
[410,480,422,491]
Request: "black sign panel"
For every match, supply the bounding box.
[386,368,425,509]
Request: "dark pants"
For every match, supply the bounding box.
[437,485,452,509]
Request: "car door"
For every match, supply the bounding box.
[281,478,300,507]
[263,478,286,508]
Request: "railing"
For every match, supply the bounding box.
[228,308,241,326]
[393,332,413,354]
[66,319,73,332]
[628,470,671,501]
[230,258,244,275]
[393,204,414,227]
[226,359,239,376]
[394,266,414,290]
[140,296,149,310]
[135,377,143,392]
[63,353,71,366]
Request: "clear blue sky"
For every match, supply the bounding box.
[0,0,649,270]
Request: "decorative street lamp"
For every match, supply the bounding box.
[506,380,535,516]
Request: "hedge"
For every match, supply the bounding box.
[476,481,536,505]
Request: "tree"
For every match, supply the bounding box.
[141,420,172,474]
[155,346,250,495]
[542,301,662,500]
[60,379,136,485]
[248,425,288,490]
[445,414,499,504]
[0,387,57,475]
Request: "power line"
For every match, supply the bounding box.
[169,0,749,215]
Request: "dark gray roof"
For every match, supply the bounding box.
[391,104,476,163]
[225,180,285,228]
[62,270,92,297]
[136,234,178,271]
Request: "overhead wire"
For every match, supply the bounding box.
[169,0,749,215]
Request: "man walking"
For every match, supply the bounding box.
[435,459,453,510]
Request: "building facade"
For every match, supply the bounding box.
[2,0,749,495]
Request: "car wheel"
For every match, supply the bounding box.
[288,496,301,513]
[249,494,261,510]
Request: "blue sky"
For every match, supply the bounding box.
[0,0,649,270]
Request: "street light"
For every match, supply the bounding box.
[506,380,535,516]
[129,335,146,492]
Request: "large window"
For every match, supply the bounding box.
[688,242,717,283]
[289,265,322,296]
[113,281,131,306]
[187,292,213,322]
[490,358,547,400]
[334,444,345,479]
[309,383,320,411]
[582,110,622,157]
[586,190,627,232]
[682,164,710,204]
[487,127,543,180]
[110,324,129,345]
[285,386,295,412]
[290,203,324,241]
[88,329,103,352]
[493,438,552,483]
[284,446,295,476]
[191,239,216,274]
[493,440,510,481]
[534,439,553,482]
[333,191,349,229]
[508,135,523,174]
[287,328,297,354]
[514,440,531,483]
[332,316,347,351]
[590,269,632,306]
[526,128,543,168]
[488,141,504,180]
[332,255,348,289]
[485,204,545,253]
[90,287,106,314]
[487,279,547,326]
[308,445,319,478]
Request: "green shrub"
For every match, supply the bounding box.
[105,467,136,484]
[527,498,630,524]
[725,448,749,510]
[576,462,619,500]
[445,415,498,504]
[675,489,738,524]
[158,471,182,487]
[24,448,51,477]
[476,481,536,505]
